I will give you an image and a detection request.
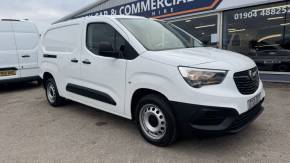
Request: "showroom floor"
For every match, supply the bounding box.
[0,82,289,163]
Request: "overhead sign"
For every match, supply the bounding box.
[79,0,223,19]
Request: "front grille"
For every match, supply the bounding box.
[234,67,260,95]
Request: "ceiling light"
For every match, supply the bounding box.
[228,29,246,33]
[258,34,282,43]
[195,24,216,29]
[267,17,284,20]
[280,23,290,26]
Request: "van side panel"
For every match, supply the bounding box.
[41,23,82,97]
[13,22,40,78]
[0,21,20,80]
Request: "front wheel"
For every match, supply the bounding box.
[136,94,178,146]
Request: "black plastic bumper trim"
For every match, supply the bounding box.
[0,76,41,84]
[0,67,18,71]
[170,99,264,134]
[66,83,116,106]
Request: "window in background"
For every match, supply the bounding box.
[223,2,290,72]
[172,15,218,47]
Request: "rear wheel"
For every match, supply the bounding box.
[45,78,65,106]
[136,94,178,146]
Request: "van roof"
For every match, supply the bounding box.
[53,15,147,25]
[85,15,148,21]
[87,15,145,19]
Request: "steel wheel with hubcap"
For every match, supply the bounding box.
[45,78,65,106]
[136,94,177,146]
[139,104,167,140]
[47,82,56,103]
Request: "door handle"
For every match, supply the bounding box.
[71,58,78,63]
[82,59,91,65]
[22,55,30,58]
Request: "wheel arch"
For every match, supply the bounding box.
[131,88,171,121]
[42,72,54,87]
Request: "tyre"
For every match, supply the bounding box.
[45,78,65,106]
[136,94,178,146]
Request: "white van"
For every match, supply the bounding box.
[0,19,40,84]
[40,16,265,146]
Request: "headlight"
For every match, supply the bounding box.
[178,67,228,88]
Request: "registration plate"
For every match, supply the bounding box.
[0,70,16,77]
[248,93,261,110]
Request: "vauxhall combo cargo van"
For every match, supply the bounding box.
[0,19,40,84]
[40,16,265,146]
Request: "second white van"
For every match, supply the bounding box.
[40,16,265,146]
[0,19,40,84]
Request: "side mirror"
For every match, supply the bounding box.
[98,42,118,58]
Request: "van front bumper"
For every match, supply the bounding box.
[170,99,264,135]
